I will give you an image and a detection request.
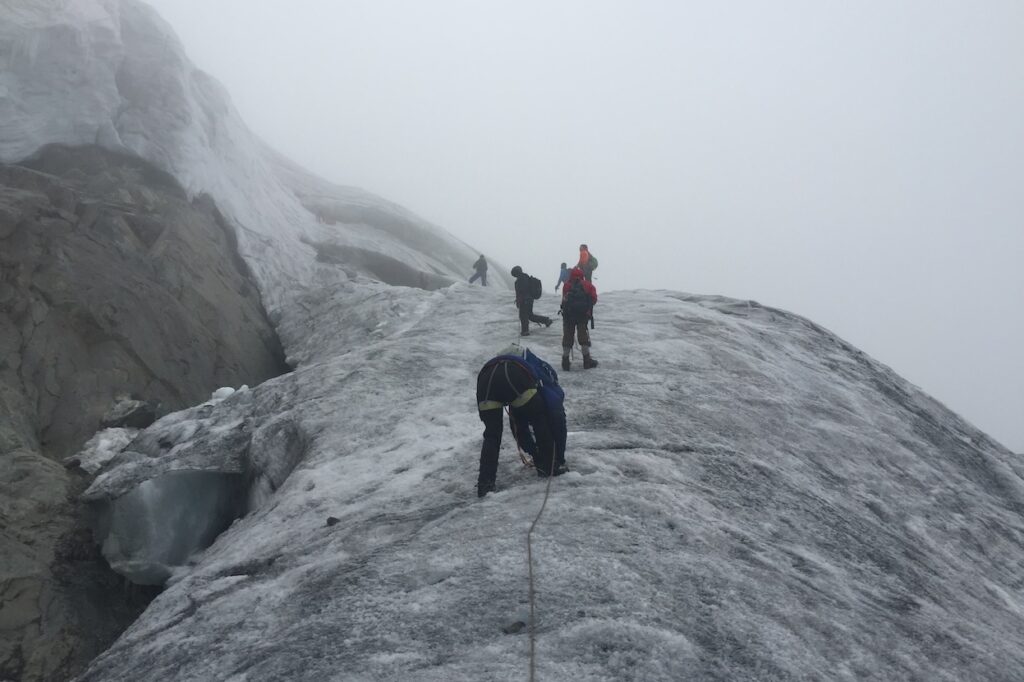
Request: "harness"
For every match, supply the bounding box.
[477,358,538,411]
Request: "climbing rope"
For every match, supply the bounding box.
[526,443,557,682]
[497,365,560,678]
[506,406,534,467]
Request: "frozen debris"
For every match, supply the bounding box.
[67,427,139,475]
[211,387,236,402]
[100,399,158,430]
[502,621,527,635]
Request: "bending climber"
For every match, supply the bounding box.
[560,267,599,370]
[476,345,568,497]
[511,265,552,336]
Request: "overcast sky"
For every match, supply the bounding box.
[145,0,1023,452]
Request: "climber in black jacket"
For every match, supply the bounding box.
[510,265,552,336]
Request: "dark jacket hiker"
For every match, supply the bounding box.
[476,345,568,497]
[560,267,599,370]
[511,265,552,336]
[469,255,488,286]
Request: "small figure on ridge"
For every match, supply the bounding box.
[468,255,488,286]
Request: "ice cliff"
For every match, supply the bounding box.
[0,0,492,313]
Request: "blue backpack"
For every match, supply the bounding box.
[522,348,563,403]
[493,348,564,405]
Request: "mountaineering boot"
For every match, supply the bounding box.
[544,318,553,327]
[478,480,497,498]
[537,464,570,477]
[561,356,571,371]
[583,356,599,369]
[520,329,530,337]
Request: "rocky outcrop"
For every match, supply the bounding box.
[0,144,288,681]
[1,144,287,457]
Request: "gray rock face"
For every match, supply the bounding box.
[0,144,288,681]
[1,144,287,457]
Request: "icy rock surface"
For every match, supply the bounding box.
[82,380,307,585]
[70,428,138,474]
[0,0,497,676]
[92,470,245,585]
[78,284,1024,681]
[0,142,287,680]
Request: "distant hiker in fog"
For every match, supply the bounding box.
[469,255,488,286]
[475,344,568,497]
[510,266,552,336]
[554,262,570,291]
[575,244,598,281]
[560,267,599,370]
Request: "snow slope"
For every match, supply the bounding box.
[0,0,493,312]
[77,283,1024,681]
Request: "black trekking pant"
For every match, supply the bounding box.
[562,316,591,349]
[478,393,559,486]
[518,298,550,334]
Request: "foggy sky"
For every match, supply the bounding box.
[145,0,1023,452]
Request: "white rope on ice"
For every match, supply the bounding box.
[526,444,557,682]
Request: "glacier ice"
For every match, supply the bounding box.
[210,387,237,402]
[69,428,139,474]
[91,470,245,585]
[77,284,1024,681]
[82,380,307,587]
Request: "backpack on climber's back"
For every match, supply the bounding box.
[522,347,563,402]
[491,345,563,403]
[528,275,543,299]
[563,279,592,320]
[587,253,598,272]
